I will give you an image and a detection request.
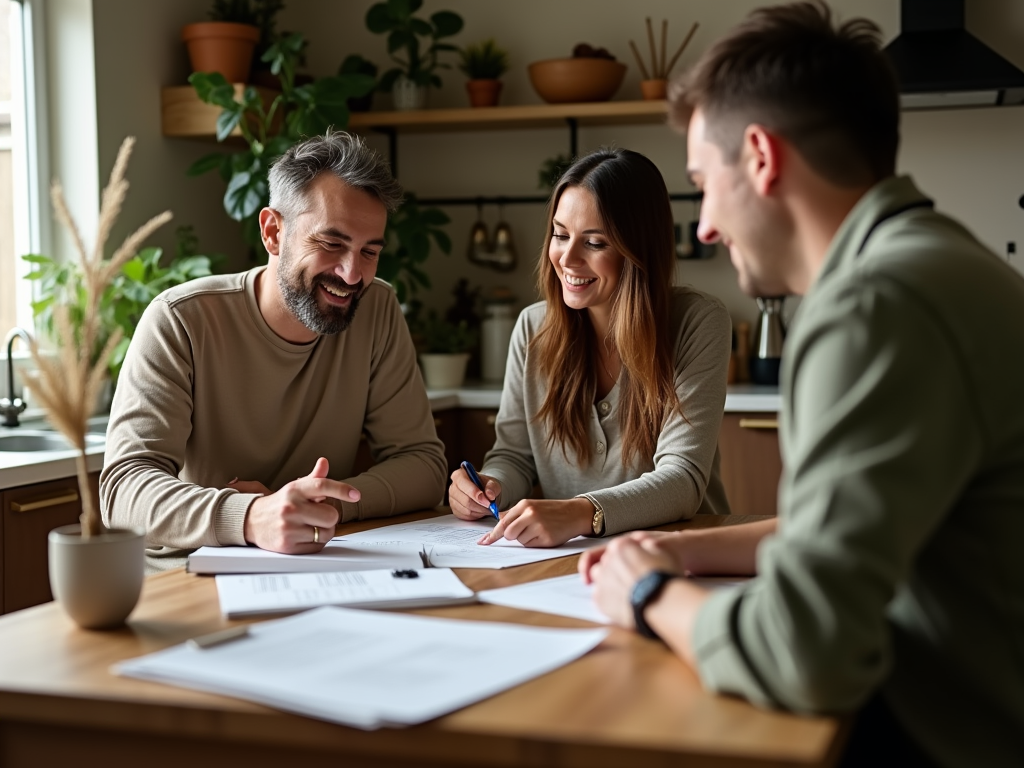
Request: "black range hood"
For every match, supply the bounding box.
[883,0,1024,109]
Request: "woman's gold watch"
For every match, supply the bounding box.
[587,497,605,536]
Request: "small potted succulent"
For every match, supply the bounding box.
[458,38,509,108]
[365,0,464,110]
[417,312,479,390]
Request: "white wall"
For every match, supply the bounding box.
[82,0,1024,330]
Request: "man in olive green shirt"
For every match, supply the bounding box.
[581,4,1024,767]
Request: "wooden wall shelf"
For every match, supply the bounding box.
[160,85,669,139]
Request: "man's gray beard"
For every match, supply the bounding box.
[278,270,361,336]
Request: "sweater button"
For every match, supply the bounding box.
[596,441,606,454]
[598,401,610,415]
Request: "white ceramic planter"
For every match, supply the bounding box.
[420,353,470,390]
[392,74,426,110]
[48,524,145,629]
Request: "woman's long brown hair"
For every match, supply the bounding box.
[532,148,678,468]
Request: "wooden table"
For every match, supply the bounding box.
[0,513,845,768]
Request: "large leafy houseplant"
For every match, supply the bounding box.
[187,32,375,253]
[366,0,464,91]
[376,194,452,305]
[24,227,214,388]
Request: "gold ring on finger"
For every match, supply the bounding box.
[313,525,319,544]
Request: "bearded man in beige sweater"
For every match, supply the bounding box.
[101,132,446,573]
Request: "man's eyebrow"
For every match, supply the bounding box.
[315,228,386,247]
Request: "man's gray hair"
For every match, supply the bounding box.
[268,130,403,216]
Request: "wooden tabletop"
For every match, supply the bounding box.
[0,512,845,768]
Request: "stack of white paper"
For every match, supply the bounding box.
[215,568,475,618]
[115,607,607,729]
[339,515,608,569]
[478,574,748,624]
[187,540,425,575]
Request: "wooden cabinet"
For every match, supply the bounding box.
[1,472,99,614]
[456,408,498,470]
[718,413,782,516]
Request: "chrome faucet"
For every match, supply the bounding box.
[1,327,33,427]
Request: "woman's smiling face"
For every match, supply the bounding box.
[548,186,625,321]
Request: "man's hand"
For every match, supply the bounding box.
[588,535,680,629]
[449,467,502,520]
[477,498,594,548]
[578,530,674,583]
[241,457,360,554]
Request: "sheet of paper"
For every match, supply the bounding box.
[114,606,607,729]
[339,515,607,569]
[187,540,425,575]
[215,568,475,618]
[478,574,749,624]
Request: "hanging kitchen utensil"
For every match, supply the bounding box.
[467,201,491,262]
[467,203,517,272]
[749,296,786,385]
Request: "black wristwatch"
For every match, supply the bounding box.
[630,571,676,640]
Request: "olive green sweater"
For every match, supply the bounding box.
[100,268,446,572]
[693,176,1024,767]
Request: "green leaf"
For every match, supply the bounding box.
[224,171,267,221]
[189,71,228,102]
[409,18,432,36]
[366,3,394,33]
[419,208,449,226]
[215,109,243,142]
[431,229,452,254]
[187,153,226,177]
[431,10,464,38]
[388,0,421,20]
[21,253,53,264]
[388,29,415,55]
[378,68,401,92]
[121,257,146,282]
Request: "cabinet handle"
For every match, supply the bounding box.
[738,418,779,430]
[11,490,79,513]
[485,414,497,426]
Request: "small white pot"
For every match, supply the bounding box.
[392,74,426,110]
[48,524,145,629]
[420,353,470,390]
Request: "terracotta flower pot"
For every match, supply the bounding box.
[466,79,503,108]
[49,524,145,629]
[181,21,259,84]
[640,78,668,100]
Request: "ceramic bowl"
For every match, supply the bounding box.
[527,58,627,103]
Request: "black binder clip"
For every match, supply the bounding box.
[391,569,419,579]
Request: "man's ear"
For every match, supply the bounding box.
[743,124,783,197]
[259,207,283,256]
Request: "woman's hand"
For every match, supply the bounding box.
[449,467,502,520]
[477,498,594,548]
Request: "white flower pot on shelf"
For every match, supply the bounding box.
[48,524,145,629]
[392,74,426,110]
[419,353,470,390]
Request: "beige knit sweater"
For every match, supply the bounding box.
[100,268,446,572]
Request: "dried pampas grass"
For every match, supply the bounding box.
[23,136,172,537]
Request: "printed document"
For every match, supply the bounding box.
[339,515,607,569]
[115,606,607,729]
[187,540,425,575]
[478,574,748,623]
[215,568,475,618]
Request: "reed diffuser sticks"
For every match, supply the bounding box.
[629,18,699,81]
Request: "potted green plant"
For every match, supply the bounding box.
[24,137,169,629]
[181,0,270,84]
[23,226,216,392]
[186,32,375,253]
[365,0,464,110]
[376,194,453,305]
[458,38,509,108]
[417,311,478,390]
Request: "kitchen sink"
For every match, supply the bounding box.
[0,431,104,452]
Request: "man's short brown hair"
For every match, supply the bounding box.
[670,1,899,187]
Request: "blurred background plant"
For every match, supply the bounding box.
[23,226,217,387]
[366,0,464,90]
[538,153,574,191]
[458,38,509,80]
[187,32,374,255]
[420,312,478,354]
[376,194,452,305]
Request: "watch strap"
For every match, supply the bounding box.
[631,571,676,640]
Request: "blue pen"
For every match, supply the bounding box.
[460,460,500,520]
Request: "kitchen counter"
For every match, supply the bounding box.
[428,382,782,413]
[0,384,781,491]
